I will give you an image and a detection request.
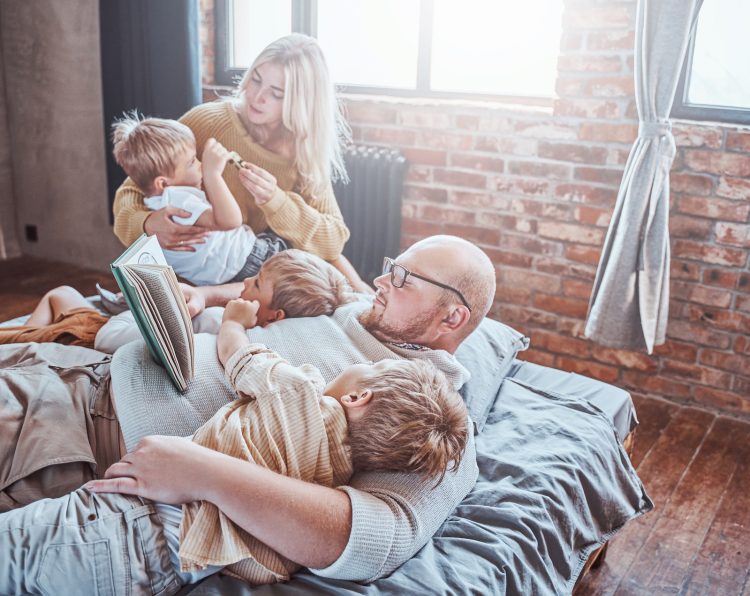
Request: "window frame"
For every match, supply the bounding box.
[671,26,750,126]
[214,0,552,106]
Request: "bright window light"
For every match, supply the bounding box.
[230,0,292,69]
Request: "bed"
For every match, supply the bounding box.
[1,311,652,595]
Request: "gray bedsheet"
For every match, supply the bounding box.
[183,377,653,595]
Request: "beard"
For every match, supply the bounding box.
[358,304,439,345]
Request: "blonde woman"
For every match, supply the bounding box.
[113,34,369,290]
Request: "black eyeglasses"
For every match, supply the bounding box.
[382,257,472,312]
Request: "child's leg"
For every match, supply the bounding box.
[26,286,92,326]
[330,255,375,295]
[0,488,181,595]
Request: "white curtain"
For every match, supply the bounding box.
[584,0,704,354]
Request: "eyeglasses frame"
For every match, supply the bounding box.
[382,257,472,312]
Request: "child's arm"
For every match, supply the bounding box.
[217,298,259,366]
[195,138,243,231]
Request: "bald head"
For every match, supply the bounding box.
[402,235,496,339]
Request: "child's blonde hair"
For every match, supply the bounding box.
[348,360,468,483]
[261,249,353,318]
[111,114,195,194]
[233,34,351,196]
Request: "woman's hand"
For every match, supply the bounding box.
[85,435,216,505]
[144,206,209,251]
[201,138,231,179]
[238,163,278,205]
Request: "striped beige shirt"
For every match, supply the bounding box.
[179,343,352,585]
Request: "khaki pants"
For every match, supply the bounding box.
[0,488,180,596]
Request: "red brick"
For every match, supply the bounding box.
[532,330,592,358]
[404,185,448,203]
[508,160,572,180]
[563,5,632,29]
[677,196,750,222]
[493,176,551,197]
[580,122,638,144]
[502,269,561,293]
[735,336,750,355]
[556,356,619,384]
[670,259,701,281]
[606,148,631,166]
[541,202,574,221]
[556,184,618,206]
[556,77,585,97]
[493,285,532,305]
[556,318,586,337]
[726,131,750,152]
[699,349,749,374]
[344,102,398,124]
[715,222,750,248]
[734,377,750,397]
[417,204,476,226]
[500,233,562,257]
[476,114,516,134]
[574,166,624,185]
[538,141,609,165]
[553,98,620,119]
[672,124,724,149]
[653,340,698,363]
[433,168,487,189]
[534,293,589,319]
[401,148,447,166]
[587,30,635,50]
[518,349,557,368]
[716,176,750,200]
[401,218,443,238]
[483,247,533,269]
[670,172,714,195]
[622,370,692,400]
[560,32,583,51]
[498,304,559,328]
[361,127,417,146]
[673,240,746,267]
[455,114,480,130]
[574,205,611,227]
[565,244,601,265]
[398,110,451,128]
[450,191,508,210]
[738,295,750,313]
[662,360,732,390]
[538,221,604,245]
[449,153,505,173]
[558,54,623,73]
[669,215,712,240]
[739,273,750,293]
[442,224,500,247]
[405,166,430,183]
[475,211,524,231]
[685,307,750,334]
[584,76,635,98]
[684,150,750,177]
[415,130,473,151]
[693,387,750,414]
[474,136,538,156]
[513,121,578,140]
[702,268,740,289]
[672,282,732,308]
[668,320,731,349]
[592,347,657,371]
[562,278,594,300]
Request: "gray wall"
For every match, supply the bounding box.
[0,12,19,260]
[0,0,121,269]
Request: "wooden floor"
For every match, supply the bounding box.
[2,255,749,595]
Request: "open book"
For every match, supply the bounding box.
[111,234,194,392]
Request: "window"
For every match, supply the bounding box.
[672,0,750,125]
[215,0,564,103]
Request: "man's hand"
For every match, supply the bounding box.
[85,435,215,504]
[181,283,206,318]
[223,298,260,329]
[201,138,231,179]
[144,207,209,251]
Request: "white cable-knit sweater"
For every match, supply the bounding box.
[109,301,478,581]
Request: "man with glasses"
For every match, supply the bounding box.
[6,235,497,587]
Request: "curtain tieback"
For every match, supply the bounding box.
[639,120,672,137]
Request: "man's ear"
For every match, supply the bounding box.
[440,306,471,332]
[152,176,169,193]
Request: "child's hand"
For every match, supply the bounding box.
[223,298,260,329]
[201,138,231,178]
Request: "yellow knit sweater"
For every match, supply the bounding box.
[112,101,349,260]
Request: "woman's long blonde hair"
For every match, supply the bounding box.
[233,34,350,195]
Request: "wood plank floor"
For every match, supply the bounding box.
[2,255,749,595]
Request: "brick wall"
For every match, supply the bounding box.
[200,0,750,417]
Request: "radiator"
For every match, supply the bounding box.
[333,146,408,285]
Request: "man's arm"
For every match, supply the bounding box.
[86,435,351,568]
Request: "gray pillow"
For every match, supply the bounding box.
[455,317,529,433]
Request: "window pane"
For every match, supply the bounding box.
[687,0,750,109]
[431,0,563,97]
[317,0,420,89]
[229,0,292,69]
